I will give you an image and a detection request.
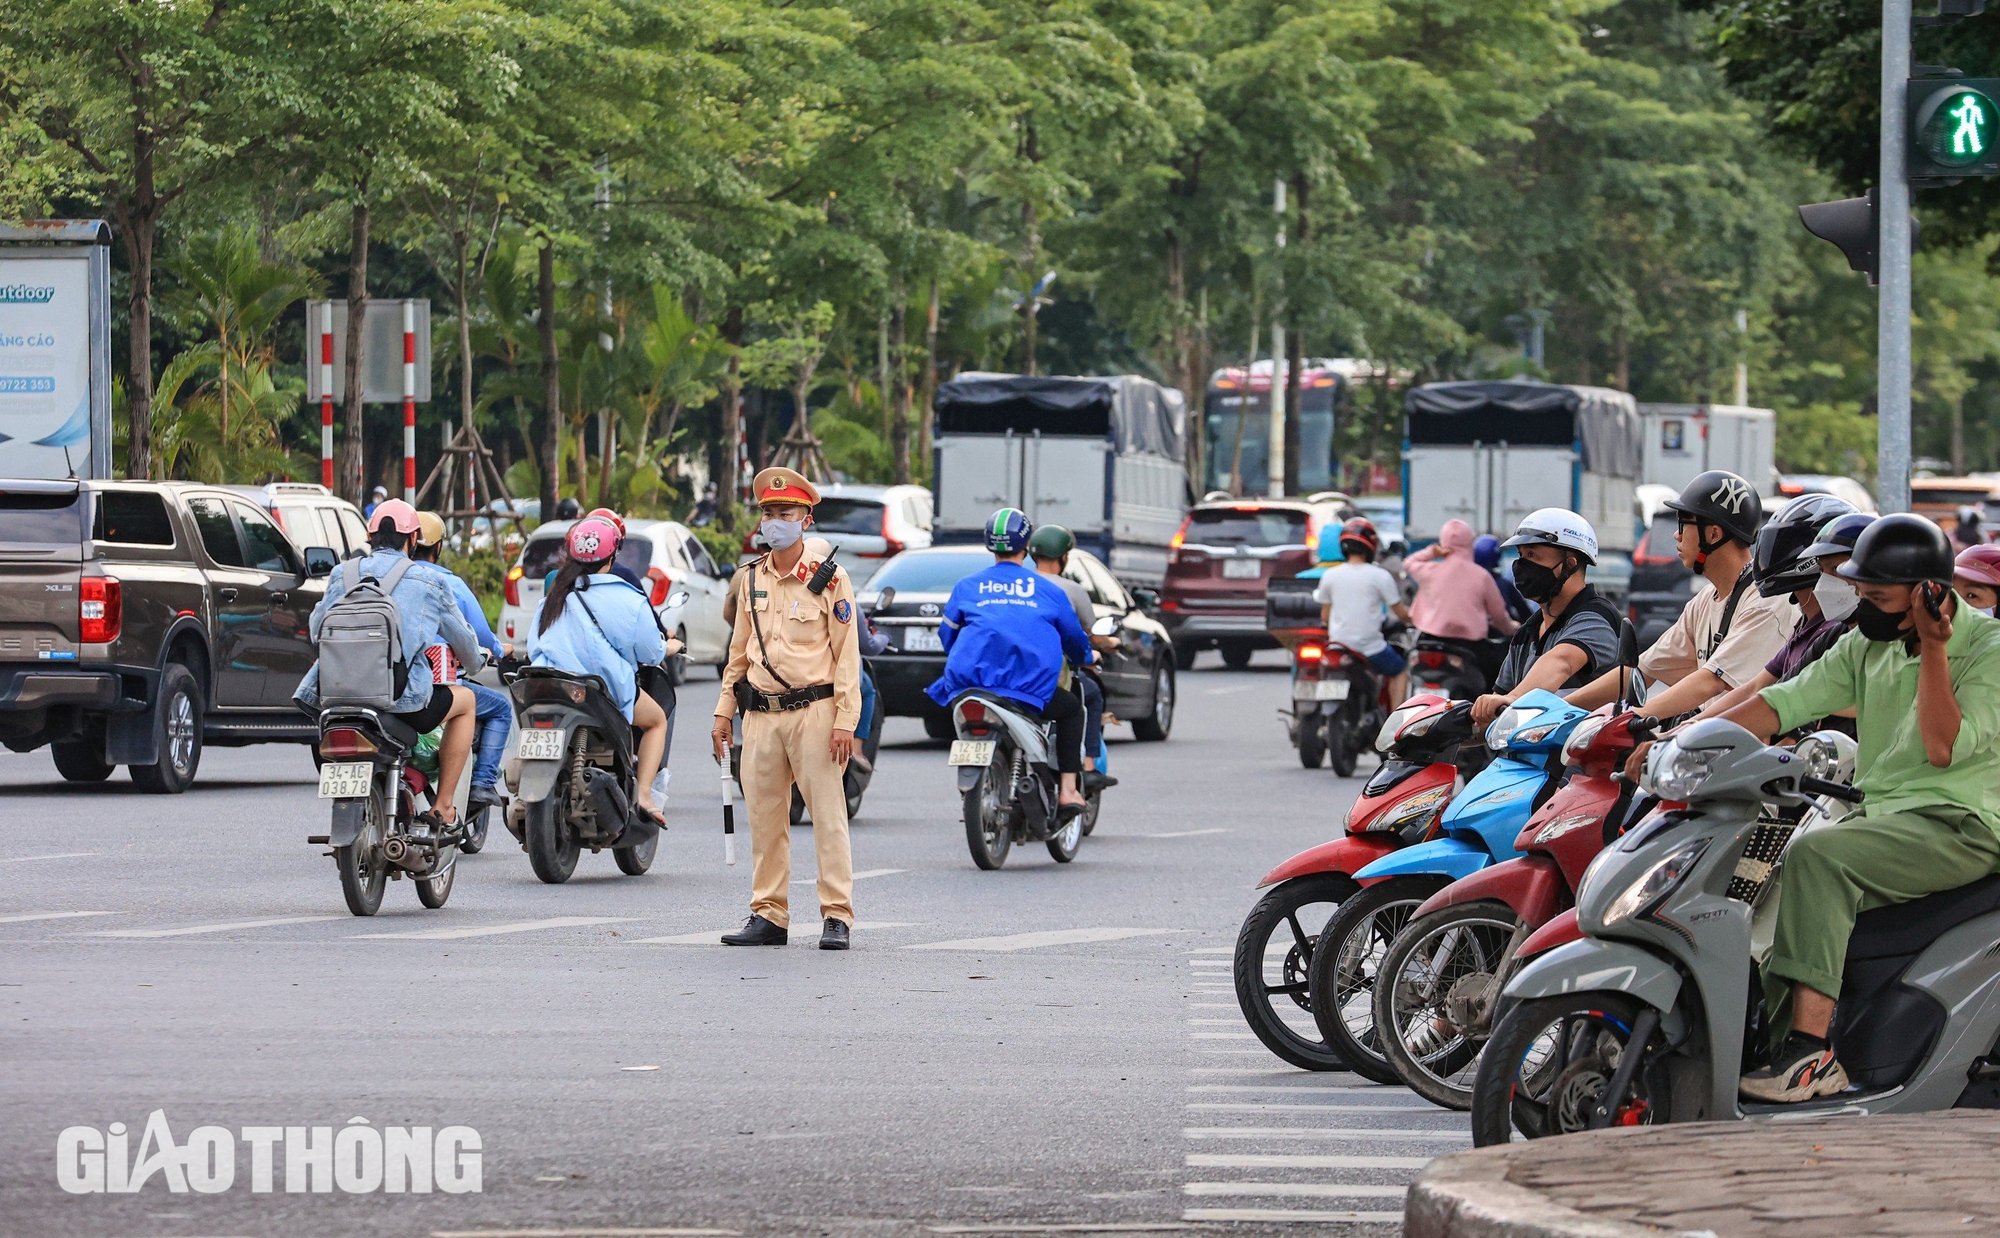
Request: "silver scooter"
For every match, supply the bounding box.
[946,690,1092,870]
[1472,719,2000,1143]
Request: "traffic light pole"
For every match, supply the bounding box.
[1880,0,1914,514]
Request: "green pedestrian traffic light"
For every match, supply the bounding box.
[1909,78,2000,180]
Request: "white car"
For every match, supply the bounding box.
[740,482,934,565]
[499,518,732,682]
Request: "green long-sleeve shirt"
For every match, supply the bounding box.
[1760,611,2000,837]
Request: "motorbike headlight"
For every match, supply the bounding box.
[1793,730,1857,784]
[1357,784,1452,833]
[1559,714,1610,766]
[1376,701,1437,752]
[1601,837,1709,928]
[1532,811,1600,846]
[1640,741,1720,801]
[1486,704,1535,750]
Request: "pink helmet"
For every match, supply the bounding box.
[1955,543,2000,588]
[566,516,622,565]
[368,498,421,534]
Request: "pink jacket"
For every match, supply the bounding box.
[1406,520,1519,641]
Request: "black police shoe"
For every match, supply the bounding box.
[819,918,850,950]
[721,915,788,946]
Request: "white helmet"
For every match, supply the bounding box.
[1501,508,1598,566]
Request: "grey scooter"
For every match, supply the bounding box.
[1472,718,2000,1143]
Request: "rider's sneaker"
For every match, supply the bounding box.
[1740,1033,1849,1103]
[467,784,504,815]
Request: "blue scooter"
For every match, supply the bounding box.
[1305,689,1591,1082]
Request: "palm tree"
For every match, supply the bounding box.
[166,226,321,443]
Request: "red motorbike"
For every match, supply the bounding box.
[1233,694,1475,1070]
[1369,707,1655,1108]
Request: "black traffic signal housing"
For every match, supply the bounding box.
[1798,189,1921,286]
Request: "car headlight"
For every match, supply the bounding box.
[1355,784,1452,833]
[1601,837,1709,927]
[1640,742,1720,800]
[1559,714,1610,766]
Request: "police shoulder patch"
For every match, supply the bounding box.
[833,599,852,624]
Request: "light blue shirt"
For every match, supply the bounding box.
[443,572,502,658]
[527,573,667,720]
[294,549,482,713]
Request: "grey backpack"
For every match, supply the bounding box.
[315,557,415,708]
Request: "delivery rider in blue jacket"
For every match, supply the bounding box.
[928,508,1094,814]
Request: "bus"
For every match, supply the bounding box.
[1202,359,1380,497]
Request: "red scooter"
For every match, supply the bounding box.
[1233,694,1475,1070]
[1369,707,1655,1107]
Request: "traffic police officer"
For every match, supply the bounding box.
[711,467,862,950]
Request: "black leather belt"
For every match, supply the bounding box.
[744,683,835,712]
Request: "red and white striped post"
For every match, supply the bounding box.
[401,300,416,503]
[318,303,335,489]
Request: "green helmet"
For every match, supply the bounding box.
[1027,524,1075,561]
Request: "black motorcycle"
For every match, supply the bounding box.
[310,705,461,916]
[503,667,665,883]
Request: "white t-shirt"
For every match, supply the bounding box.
[1313,562,1400,656]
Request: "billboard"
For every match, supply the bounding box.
[303,299,432,403]
[0,222,112,479]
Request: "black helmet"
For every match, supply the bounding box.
[1837,513,1955,585]
[1753,494,1857,597]
[554,497,583,520]
[1802,511,1875,559]
[1663,470,1763,547]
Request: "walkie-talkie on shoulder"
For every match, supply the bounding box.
[807,546,841,595]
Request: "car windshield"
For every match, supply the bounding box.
[866,550,990,594]
[520,533,652,582]
[1186,507,1308,547]
[0,487,86,544]
[813,497,885,535]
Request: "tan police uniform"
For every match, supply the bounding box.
[715,469,862,928]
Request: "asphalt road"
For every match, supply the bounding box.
[0,652,1470,1238]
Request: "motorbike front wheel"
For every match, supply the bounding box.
[525,797,581,883]
[1374,899,1522,1110]
[614,829,659,876]
[1308,878,1438,1083]
[335,791,389,917]
[1471,991,1672,1146]
[963,759,1012,870]
[415,853,456,908]
[1046,809,1083,862]
[1233,873,1356,1071]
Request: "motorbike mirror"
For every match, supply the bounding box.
[303,546,339,577]
[873,586,897,613]
[1131,586,1161,611]
[665,588,690,610]
[1090,614,1118,636]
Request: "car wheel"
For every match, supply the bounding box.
[52,739,115,783]
[923,709,956,741]
[130,665,203,794]
[1131,659,1174,742]
[1221,643,1253,670]
[1173,644,1197,671]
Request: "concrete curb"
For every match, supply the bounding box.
[1405,1143,1700,1238]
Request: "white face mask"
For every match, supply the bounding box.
[1814,573,1859,623]
[759,518,805,551]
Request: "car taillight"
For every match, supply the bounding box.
[881,508,904,557]
[505,565,523,607]
[1170,516,1189,550]
[648,566,671,607]
[319,727,377,758]
[79,577,121,644]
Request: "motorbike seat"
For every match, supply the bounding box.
[1847,873,2000,961]
[321,706,420,752]
[1831,873,2000,1089]
[378,714,422,750]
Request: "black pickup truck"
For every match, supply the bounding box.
[0,479,342,791]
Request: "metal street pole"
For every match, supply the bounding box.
[1879,0,1914,513]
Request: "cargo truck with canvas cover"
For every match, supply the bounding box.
[1402,380,1643,556]
[930,373,1190,587]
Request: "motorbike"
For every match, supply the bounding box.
[1408,633,1506,701]
[1308,689,1591,1082]
[1371,707,1655,1109]
[947,689,1099,870]
[502,665,667,884]
[1232,694,1476,1071]
[310,703,466,917]
[1464,721,2000,1144]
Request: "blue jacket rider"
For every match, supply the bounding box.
[928,560,1091,713]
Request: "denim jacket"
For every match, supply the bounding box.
[293,549,482,714]
[528,574,667,720]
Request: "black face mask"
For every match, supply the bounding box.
[1512,557,1569,604]
[1852,599,1911,642]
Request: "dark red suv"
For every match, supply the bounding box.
[1162,497,1355,669]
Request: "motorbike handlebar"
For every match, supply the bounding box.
[1799,776,1864,804]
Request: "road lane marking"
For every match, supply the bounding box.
[1184,1127,1469,1142]
[1182,1213,1399,1228]
[792,867,905,885]
[94,916,339,938]
[1144,829,1230,838]
[632,921,917,945]
[353,917,634,941]
[0,852,97,864]
[1186,1153,1430,1170]
[0,910,118,924]
[905,928,1187,952]
[1187,1102,1438,1114]
[928,1226,1196,1235]
[433,1229,741,1237]
[1183,1183,1408,1198]
[1190,1032,1257,1039]
[1186,1018,1245,1024]
[1188,1084,1402,1094]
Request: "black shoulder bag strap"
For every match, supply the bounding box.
[741,567,796,693]
[1703,566,1756,662]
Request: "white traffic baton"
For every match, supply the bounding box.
[718,757,737,866]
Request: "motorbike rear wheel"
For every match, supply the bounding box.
[1308,878,1437,1083]
[1328,703,1359,778]
[1297,712,1327,769]
[1233,873,1357,1071]
[614,829,659,875]
[963,758,1012,870]
[1374,900,1522,1110]
[1472,991,1671,1146]
[525,796,581,884]
[335,791,389,917]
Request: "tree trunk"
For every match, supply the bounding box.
[920,277,940,472]
[891,298,911,484]
[1282,176,1308,497]
[1613,322,1631,392]
[537,240,560,517]
[1021,197,1040,377]
[122,208,156,478]
[719,304,744,530]
[339,197,370,503]
[1953,392,1967,475]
